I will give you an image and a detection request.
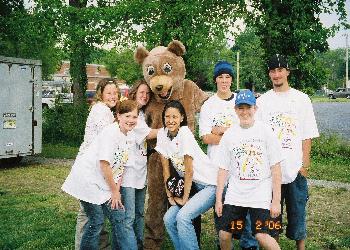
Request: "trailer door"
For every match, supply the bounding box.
[0,62,33,157]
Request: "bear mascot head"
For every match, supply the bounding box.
[134,40,208,131]
[134,40,208,250]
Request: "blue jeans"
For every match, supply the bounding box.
[163,183,216,250]
[80,200,130,250]
[281,172,308,240]
[121,186,146,250]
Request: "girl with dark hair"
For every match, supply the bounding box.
[155,100,218,250]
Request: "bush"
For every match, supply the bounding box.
[43,103,89,146]
[311,133,350,160]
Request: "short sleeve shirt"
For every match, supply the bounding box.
[214,121,283,209]
[155,126,218,185]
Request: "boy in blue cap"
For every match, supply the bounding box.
[200,61,259,250]
[215,90,283,250]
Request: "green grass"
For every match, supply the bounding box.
[0,164,349,249]
[41,143,79,159]
[311,96,350,103]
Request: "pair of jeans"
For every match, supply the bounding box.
[120,186,146,250]
[163,183,216,250]
[80,200,130,250]
[281,172,308,240]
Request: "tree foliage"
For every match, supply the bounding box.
[244,0,348,91]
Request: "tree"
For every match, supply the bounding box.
[245,0,348,91]
[0,0,63,79]
[101,48,143,85]
[233,27,268,91]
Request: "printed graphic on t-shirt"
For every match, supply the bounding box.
[138,141,147,157]
[112,149,128,182]
[170,152,185,173]
[212,108,236,127]
[268,112,296,150]
[232,141,263,180]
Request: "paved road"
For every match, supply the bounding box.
[313,102,350,141]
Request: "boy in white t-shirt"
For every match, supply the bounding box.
[215,90,283,250]
[200,61,258,249]
[256,54,319,250]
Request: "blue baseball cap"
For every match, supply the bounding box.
[235,89,256,106]
[213,61,235,80]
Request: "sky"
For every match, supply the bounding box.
[319,0,350,49]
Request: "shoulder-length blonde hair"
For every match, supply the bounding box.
[128,79,152,111]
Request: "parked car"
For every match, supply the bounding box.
[328,88,350,99]
[42,90,73,109]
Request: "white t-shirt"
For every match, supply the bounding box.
[78,102,115,156]
[155,126,218,186]
[215,121,283,209]
[256,88,319,184]
[62,123,133,205]
[122,111,151,189]
[199,93,239,159]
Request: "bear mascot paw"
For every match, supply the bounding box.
[135,40,208,249]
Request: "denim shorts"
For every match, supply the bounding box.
[281,172,309,240]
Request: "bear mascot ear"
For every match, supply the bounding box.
[134,46,149,64]
[167,40,186,57]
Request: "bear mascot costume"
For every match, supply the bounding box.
[135,40,209,249]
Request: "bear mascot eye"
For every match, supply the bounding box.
[147,65,155,76]
[163,63,172,74]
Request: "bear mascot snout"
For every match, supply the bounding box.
[135,40,208,249]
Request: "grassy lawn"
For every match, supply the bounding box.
[311,96,350,103]
[0,163,349,250]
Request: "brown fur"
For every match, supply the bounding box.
[135,40,208,249]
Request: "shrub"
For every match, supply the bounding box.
[43,103,89,146]
[311,133,350,160]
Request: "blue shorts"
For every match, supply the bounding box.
[281,172,309,240]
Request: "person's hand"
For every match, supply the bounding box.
[109,191,124,210]
[215,200,223,217]
[211,126,228,136]
[167,196,176,206]
[174,196,188,206]
[299,165,309,177]
[270,200,281,218]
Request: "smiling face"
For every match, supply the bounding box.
[216,73,232,95]
[135,83,151,108]
[235,104,257,128]
[164,107,183,136]
[117,108,138,134]
[101,84,119,108]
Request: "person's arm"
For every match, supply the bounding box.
[270,162,281,218]
[201,133,223,145]
[160,155,176,206]
[211,126,229,136]
[146,128,159,140]
[215,168,229,217]
[100,160,123,209]
[174,155,194,206]
[299,139,312,177]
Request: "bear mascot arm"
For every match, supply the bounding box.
[134,40,208,249]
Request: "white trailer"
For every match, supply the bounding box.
[0,56,42,163]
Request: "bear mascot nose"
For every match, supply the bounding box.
[155,85,163,91]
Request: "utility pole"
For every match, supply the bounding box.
[346,33,349,88]
[236,51,240,90]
